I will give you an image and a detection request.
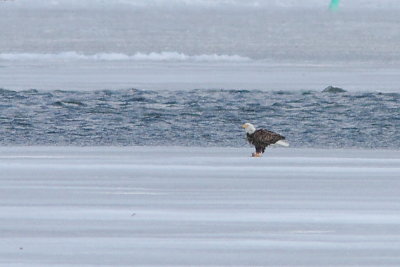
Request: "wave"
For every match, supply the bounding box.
[0,51,251,62]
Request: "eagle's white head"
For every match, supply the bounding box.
[242,123,256,134]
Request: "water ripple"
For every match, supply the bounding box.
[0,88,399,148]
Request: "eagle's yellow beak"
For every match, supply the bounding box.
[242,124,247,129]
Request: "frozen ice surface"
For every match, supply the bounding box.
[2,5,400,92]
[1,146,400,266]
[2,60,400,92]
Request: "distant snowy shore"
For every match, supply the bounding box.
[1,146,400,266]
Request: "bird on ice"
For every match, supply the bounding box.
[242,123,289,157]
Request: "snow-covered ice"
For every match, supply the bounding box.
[2,60,400,92]
[2,3,400,92]
[1,146,400,266]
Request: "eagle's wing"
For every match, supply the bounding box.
[253,129,285,146]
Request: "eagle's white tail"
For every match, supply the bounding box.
[276,140,289,147]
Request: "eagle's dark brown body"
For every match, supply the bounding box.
[247,129,285,153]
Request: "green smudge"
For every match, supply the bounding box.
[329,0,340,11]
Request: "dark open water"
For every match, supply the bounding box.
[0,88,399,148]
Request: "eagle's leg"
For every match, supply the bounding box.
[252,147,263,157]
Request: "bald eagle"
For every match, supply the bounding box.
[242,123,289,157]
